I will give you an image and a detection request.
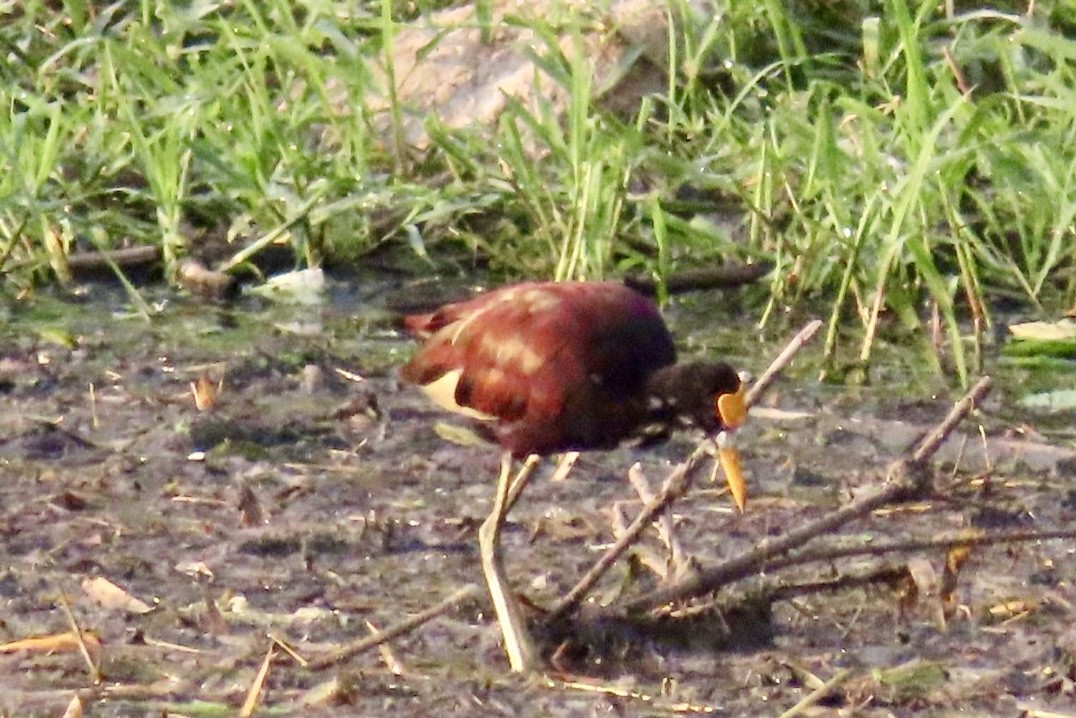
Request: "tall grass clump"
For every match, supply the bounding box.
[0,1,387,286]
[634,0,1076,384]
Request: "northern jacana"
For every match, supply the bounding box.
[400,280,748,672]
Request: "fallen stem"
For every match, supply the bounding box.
[763,566,908,604]
[749,526,1076,578]
[307,584,481,669]
[56,587,101,684]
[725,523,1076,608]
[746,319,822,408]
[778,667,854,718]
[239,643,274,718]
[911,375,992,463]
[627,463,689,574]
[544,445,709,621]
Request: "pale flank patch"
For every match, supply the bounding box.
[519,287,562,314]
[486,334,544,375]
[421,369,496,420]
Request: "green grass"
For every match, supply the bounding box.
[1,0,1074,384]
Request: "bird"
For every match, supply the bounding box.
[399,280,748,672]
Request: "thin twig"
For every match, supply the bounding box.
[57,588,101,684]
[777,668,854,718]
[763,566,908,604]
[307,584,481,669]
[366,620,407,675]
[614,377,993,614]
[911,375,992,463]
[268,632,306,666]
[748,526,1076,578]
[746,319,823,408]
[627,463,689,573]
[545,446,710,621]
[623,262,772,297]
[239,643,274,718]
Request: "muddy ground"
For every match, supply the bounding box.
[1,279,1073,717]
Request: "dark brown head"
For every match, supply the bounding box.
[644,361,746,433]
[644,360,748,511]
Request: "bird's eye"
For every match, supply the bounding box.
[715,383,747,430]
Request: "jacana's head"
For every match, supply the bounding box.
[647,361,747,433]
[646,360,749,511]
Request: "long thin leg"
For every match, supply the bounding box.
[478,452,541,672]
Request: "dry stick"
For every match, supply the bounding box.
[777,668,854,718]
[56,588,101,684]
[307,584,481,669]
[617,375,994,615]
[545,319,824,622]
[742,526,1076,578]
[710,526,1076,609]
[745,319,823,408]
[754,522,1076,605]
[627,463,688,573]
[910,376,992,464]
[762,565,909,604]
[238,643,274,718]
[545,446,710,621]
[66,246,162,274]
[608,504,672,580]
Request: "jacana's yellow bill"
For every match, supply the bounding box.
[718,445,746,512]
[716,383,748,430]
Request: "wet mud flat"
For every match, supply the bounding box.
[0,286,1073,716]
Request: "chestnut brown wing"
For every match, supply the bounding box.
[401,282,677,441]
[401,283,580,423]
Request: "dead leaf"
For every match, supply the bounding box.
[941,532,977,615]
[175,560,215,581]
[1008,320,1076,341]
[82,576,153,614]
[238,483,267,527]
[0,630,102,655]
[191,373,218,411]
[988,599,1037,619]
[902,557,947,629]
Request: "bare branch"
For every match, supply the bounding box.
[746,319,823,407]
[307,584,481,669]
[545,445,709,621]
